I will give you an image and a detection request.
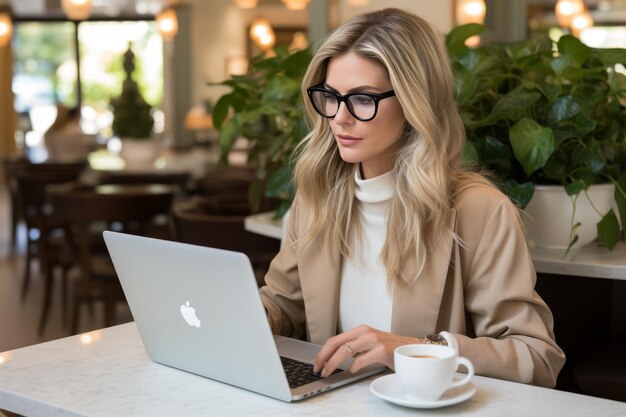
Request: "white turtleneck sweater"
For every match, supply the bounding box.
[336,166,459,352]
[338,168,394,333]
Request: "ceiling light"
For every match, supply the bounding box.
[156,9,178,41]
[233,0,258,9]
[0,12,13,47]
[571,10,594,37]
[281,0,309,10]
[555,0,585,28]
[61,0,93,21]
[250,18,275,51]
[456,0,487,25]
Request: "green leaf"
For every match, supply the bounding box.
[445,24,486,56]
[230,90,251,112]
[212,94,232,129]
[573,113,597,136]
[248,177,264,213]
[463,141,479,163]
[609,71,626,97]
[548,95,582,125]
[453,66,477,105]
[262,75,301,101]
[492,91,541,115]
[501,180,534,208]
[218,117,239,152]
[543,158,566,180]
[509,118,556,177]
[571,144,606,174]
[594,48,626,66]
[557,35,592,66]
[551,55,572,76]
[566,233,579,255]
[597,210,620,249]
[615,171,626,237]
[265,165,294,199]
[477,136,512,173]
[565,179,587,196]
[282,48,312,78]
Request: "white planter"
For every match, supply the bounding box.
[522,183,616,250]
[119,138,161,168]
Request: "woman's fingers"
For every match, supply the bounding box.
[313,332,352,373]
[313,325,420,377]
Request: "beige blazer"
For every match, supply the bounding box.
[260,182,566,388]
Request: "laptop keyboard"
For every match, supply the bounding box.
[280,356,342,389]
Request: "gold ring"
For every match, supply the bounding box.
[344,343,356,357]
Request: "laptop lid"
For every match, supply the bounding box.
[103,231,382,402]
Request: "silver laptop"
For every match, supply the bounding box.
[103,231,383,402]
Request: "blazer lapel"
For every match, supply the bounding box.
[391,209,457,337]
[298,239,342,344]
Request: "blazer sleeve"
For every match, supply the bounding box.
[259,197,307,339]
[454,196,566,388]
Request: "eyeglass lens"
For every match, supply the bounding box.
[310,90,376,120]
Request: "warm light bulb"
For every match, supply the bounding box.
[156,8,178,41]
[80,334,93,344]
[571,10,593,37]
[464,1,486,17]
[249,18,275,50]
[252,24,269,38]
[456,0,486,25]
[0,355,5,364]
[555,0,584,28]
[281,0,309,10]
[0,13,12,47]
[61,0,93,20]
[233,0,257,8]
[346,0,369,5]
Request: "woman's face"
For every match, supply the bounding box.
[324,52,406,179]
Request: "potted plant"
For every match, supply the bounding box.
[110,44,156,166]
[211,46,311,218]
[446,24,626,251]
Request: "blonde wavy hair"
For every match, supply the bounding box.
[294,8,486,287]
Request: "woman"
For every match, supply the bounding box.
[43,105,94,160]
[259,8,565,387]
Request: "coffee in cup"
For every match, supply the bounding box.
[394,344,474,401]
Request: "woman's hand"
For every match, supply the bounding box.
[313,324,421,377]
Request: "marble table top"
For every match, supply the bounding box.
[1,323,625,417]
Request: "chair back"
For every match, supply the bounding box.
[51,184,175,282]
[172,198,280,286]
[14,160,87,230]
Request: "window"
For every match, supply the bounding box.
[12,19,163,147]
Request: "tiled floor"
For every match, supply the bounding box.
[0,187,131,354]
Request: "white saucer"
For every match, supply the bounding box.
[369,374,476,409]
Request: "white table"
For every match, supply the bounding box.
[0,323,625,417]
[531,242,626,281]
[245,212,626,280]
[244,212,283,240]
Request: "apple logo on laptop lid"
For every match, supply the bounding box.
[180,301,201,328]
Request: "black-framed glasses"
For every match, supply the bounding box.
[306,84,396,122]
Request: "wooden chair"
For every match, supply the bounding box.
[50,184,175,334]
[171,197,280,287]
[1,155,28,250]
[14,160,87,334]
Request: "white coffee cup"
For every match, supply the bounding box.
[394,344,474,401]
